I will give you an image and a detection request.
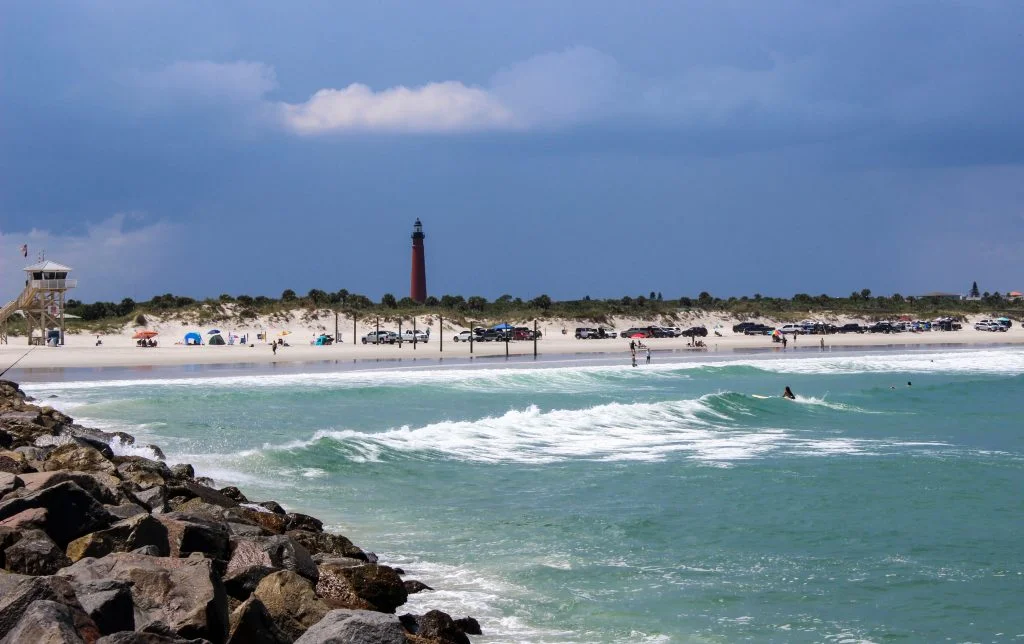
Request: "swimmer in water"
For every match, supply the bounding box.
[783,386,796,399]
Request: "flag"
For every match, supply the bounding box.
[20,244,27,258]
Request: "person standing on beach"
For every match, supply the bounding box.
[646,347,651,364]
[631,352,637,367]
[820,337,825,351]
[272,340,277,356]
[782,335,788,349]
[630,339,636,354]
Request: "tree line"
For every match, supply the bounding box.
[62,282,1022,324]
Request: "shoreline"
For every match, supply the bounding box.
[3,312,1021,373]
[8,340,1021,384]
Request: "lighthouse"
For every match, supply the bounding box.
[410,218,427,303]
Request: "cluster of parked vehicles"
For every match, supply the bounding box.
[452,326,541,342]
[575,325,708,339]
[974,318,1013,332]
[361,329,429,344]
[733,317,970,335]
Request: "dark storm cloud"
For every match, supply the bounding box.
[1,1,1022,301]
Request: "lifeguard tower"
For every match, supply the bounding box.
[0,259,77,345]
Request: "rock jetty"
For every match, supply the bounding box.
[0,379,482,643]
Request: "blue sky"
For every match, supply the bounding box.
[2,1,1023,303]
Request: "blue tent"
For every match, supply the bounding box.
[184,332,202,346]
[491,323,514,330]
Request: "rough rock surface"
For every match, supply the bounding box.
[225,597,291,644]
[59,553,229,643]
[0,480,114,547]
[0,599,99,644]
[4,527,71,574]
[294,609,407,644]
[252,570,329,640]
[72,579,136,635]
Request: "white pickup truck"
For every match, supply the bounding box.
[401,329,429,342]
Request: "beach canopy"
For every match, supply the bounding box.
[491,323,514,330]
[278,330,292,337]
[184,332,202,345]
[132,330,158,339]
[208,333,226,345]
[997,317,1010,322]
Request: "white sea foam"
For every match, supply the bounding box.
[225,396,916,465]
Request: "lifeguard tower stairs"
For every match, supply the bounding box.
[0,260,76,345]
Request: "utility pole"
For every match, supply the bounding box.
[534,319,538,358]
[439,315,443,353]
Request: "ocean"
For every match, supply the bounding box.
[18,346,1024,643]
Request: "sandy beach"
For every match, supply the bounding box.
[2,312,1020,371]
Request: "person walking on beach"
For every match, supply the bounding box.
[631,352,637,367]
[820,337,825,351]
[646,347,651,364]
[272,340,277,356]
[630,339,636,354]
[782,335,788,349]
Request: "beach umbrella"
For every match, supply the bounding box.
[278,330,292,337]
[630,333,646,338]
[207,329,221,335]
[491,323,514,330]
[132,330,158,339]
[772,329,782,338]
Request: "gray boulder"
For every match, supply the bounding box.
[58,553,229,644]
[227,536,317,584]
[72,579,135,635]
[0,480,114,547]
[252,570,329,641]
[225,597,291,644]
[0,574,98,641]
[286,530,366,561]
[157,513,230,560]
[0,473,21,499]
[0,599,99,644]
[293,609,406,644]
[66,513,170,561]
[223,564,276,602]
[316,563,407,614]
[4,528,71,575]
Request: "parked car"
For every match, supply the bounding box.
[513,327,537,340]
[453,330,473,342]
[867,322,898,333]
[479,329,509,342]
[743,324,773,335]
[575,327,599,339]
[596,328,616,339]
[362,330,396,344]
[402,329,428,342]
[663,327,683,337]
[974,320,1002,332]
[779,324,803,335]
[733,322,763,334]
[838,323,864,334]
[622,327,651,338]
[682,325,708,337]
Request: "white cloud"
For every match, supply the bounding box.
[279,81,519,134]
[0,213,182,302]
[137,48,849,136]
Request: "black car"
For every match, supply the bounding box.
[733,322,760,333]
[479,329,508,342]
[743,324,773,335]
[682,325,708,337]
[867,322,896,333]
[838,323,864,334]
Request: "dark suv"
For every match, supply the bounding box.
[838,323,863,334]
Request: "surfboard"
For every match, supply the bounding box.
[751,394,772,399]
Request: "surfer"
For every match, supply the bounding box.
[782,386,796,400]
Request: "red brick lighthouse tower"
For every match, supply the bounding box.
[410,218,427,303]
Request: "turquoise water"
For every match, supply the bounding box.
[20,347,1024,643]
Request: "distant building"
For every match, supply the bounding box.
[1009,291,1023,301]
[410,219,427,303]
